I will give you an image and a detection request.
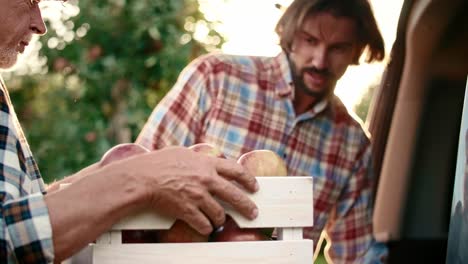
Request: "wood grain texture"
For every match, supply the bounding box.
[112,176,313,230]
[93,240,314,264]
[93,177,314,263]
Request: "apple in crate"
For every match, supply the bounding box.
[98,143,158,243]
[188,142,226,158]
[211,149,287,242]
[100,143,150,166]
[158,143,225,243]
[237,149,287,176]
[211,215,269,242]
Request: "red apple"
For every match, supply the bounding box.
[211,215,269,242]
[99,143,150,166]
[211,150,288,242]
[158,221,208,243]
[98,143,151,244]
[53,57,71,72]
[237,150,287,176]
[87,45,103,62]
[157,143,224,243]
[188,142,226,158]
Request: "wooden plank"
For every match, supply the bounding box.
[110,231,122,244]
[113,176,313,230]
[277,227,303,240]
[96,233,111,244]
[93,240,314,264]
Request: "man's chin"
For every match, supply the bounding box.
[304,79,337,99]
[0,55,19,70]
[300,84,329,98]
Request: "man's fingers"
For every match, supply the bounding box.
[198,195,226,228]
[214,158,259,193]
[210,179,258,220]
[179,207,213,235]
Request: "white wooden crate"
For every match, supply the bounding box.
[91,176,313,264]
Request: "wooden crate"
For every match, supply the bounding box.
[92,176,313,263]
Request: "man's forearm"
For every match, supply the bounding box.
[44,147,259,262]
[46,163,101,193]
[44,165,144,262]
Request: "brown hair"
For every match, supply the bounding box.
[275,0,385,64]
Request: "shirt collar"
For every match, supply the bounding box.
[273,51,294,98]
[0,75,5,92]
[311,99,328,115]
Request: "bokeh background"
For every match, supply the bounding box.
[3,0,402,190]
[4,0,224,183]
[1,1,404,262]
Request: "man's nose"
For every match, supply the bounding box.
[30,6,47,35]
[310,46,328,70]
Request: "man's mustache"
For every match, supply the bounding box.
[301,67,331,78]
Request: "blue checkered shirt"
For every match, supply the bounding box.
[0,76,54,263]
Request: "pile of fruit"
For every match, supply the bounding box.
[99,142,288,243]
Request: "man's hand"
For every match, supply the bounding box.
[45,146,258,261]
[46,163,100,193]
[124,146,259,235]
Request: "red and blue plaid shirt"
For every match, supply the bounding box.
[137,52,387,263]
[0,77,54,263]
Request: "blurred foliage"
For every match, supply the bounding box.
[354,80,379,123]
[7,0,224,183]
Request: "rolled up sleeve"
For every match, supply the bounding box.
[2,193,54,263]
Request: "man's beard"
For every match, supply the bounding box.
[0,47,18,69]
[290,60,335,100]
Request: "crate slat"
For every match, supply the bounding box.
[93,240,313,264]
[113,176,313,230]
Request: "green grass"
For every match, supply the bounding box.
[315,253,328,264]
[315,239,328,263]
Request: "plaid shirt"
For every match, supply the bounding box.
[0,77,54,263]
[137,52,387,263]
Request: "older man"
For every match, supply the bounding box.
[0,1,259,263]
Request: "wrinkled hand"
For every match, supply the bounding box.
[47,163,100,193]
[126,146,259,235]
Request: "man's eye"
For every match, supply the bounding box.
[331,45,350,53]
[304,37,317,45]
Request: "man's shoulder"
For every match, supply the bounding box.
[191,53,276,74]
[329,95,370,139]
